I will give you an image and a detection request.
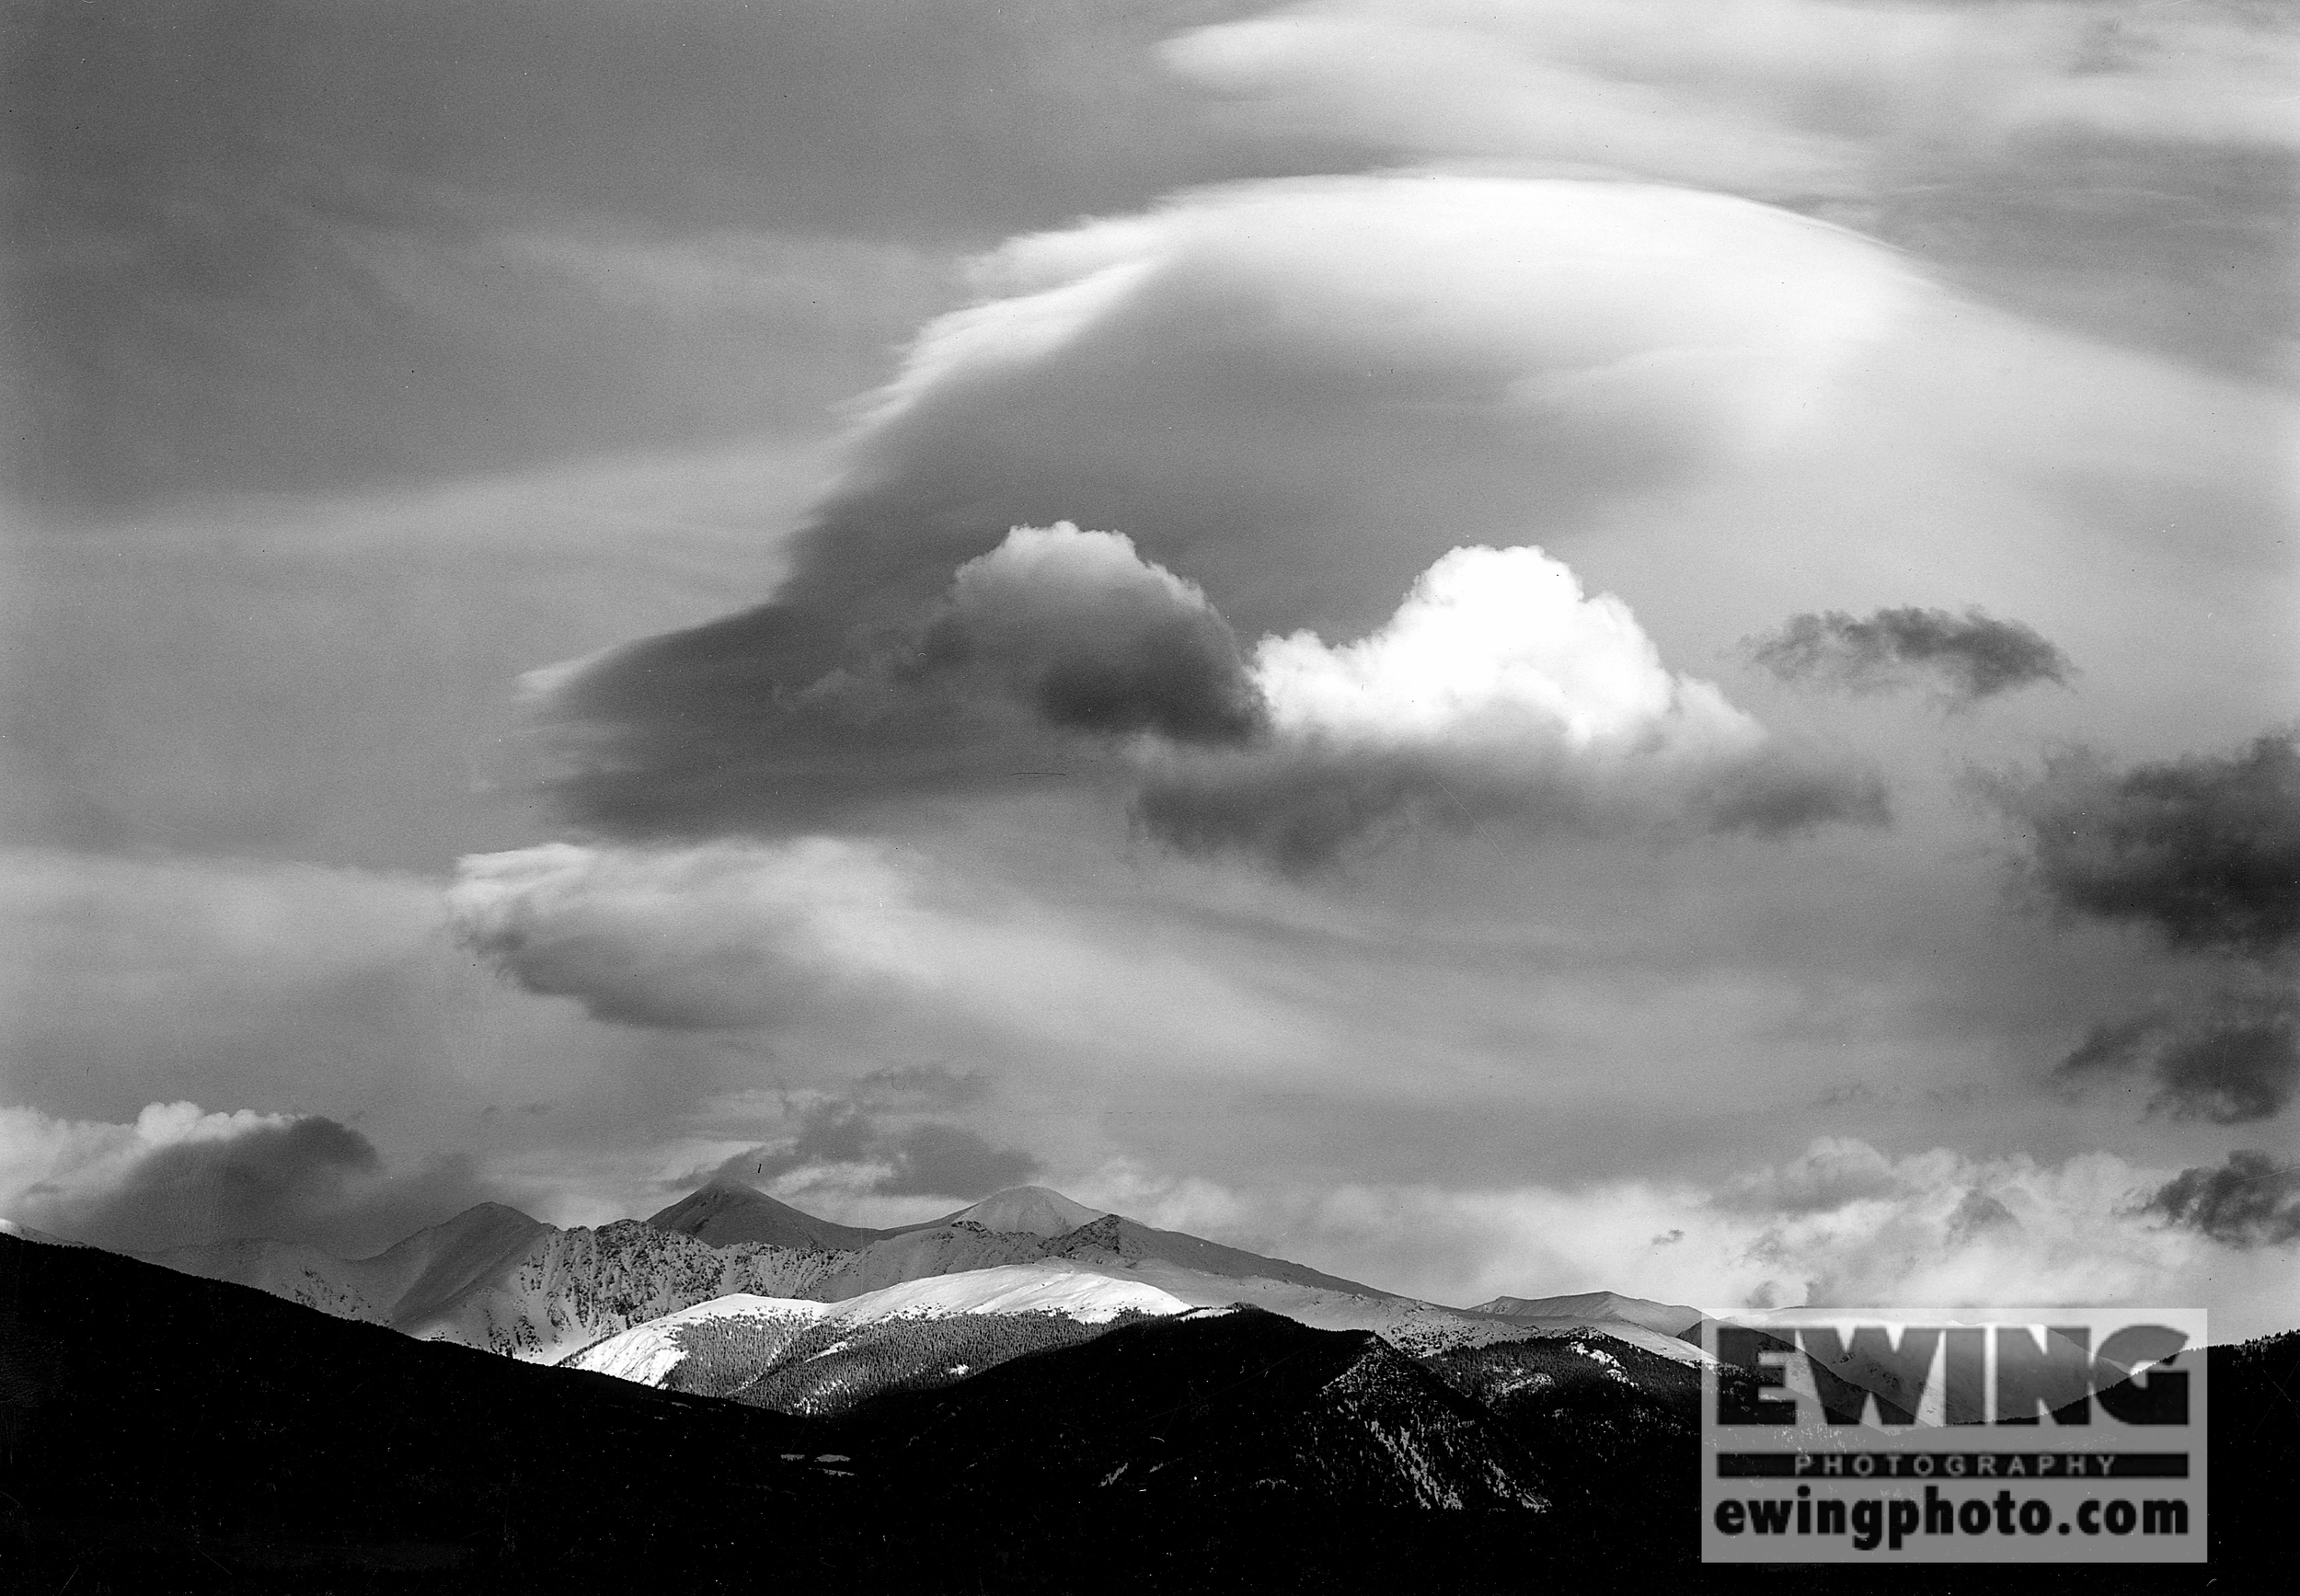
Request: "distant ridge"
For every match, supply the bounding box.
[650,1182,1109,1246]
[650,1181,1393,1300]
[1470,1291,1705,1341]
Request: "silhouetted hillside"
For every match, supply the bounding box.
[2,1234,2284,1593]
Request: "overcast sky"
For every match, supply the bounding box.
[4,0,2294,1337]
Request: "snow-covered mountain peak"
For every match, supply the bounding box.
[919,1187,1109,1238]
[646,1180,880,1250]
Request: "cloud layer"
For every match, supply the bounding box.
[1749,605,2074,704]
[1165,0,2300,195]
[1076,1132,2284,1333]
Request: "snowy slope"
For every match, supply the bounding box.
[567,1262,1193,1388]
[148,1205,854,1362]
[825,1260,1190,1324]
[563,1292,828,1385]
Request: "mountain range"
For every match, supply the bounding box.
[134,1179,1708,1366]
[4,1226,2288,1592]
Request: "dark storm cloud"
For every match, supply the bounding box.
[525,520,1277,839]
[1747,606,2074,704]
[713,1098,1039,1202]
[4,0,1364,510]
[871,1123,1043,1200]
[12,1108,511,1254]
[917,524,1266,743]
[1995,732,2300,959]
[719,1101,879,1186]
[2145,1151,2300,1248]
[2056,991,2299,1124]
[70,1114,380,1250]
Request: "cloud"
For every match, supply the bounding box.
[920,522,1265,743]
[872,1123,1042,1200]
[1161,2,2300,379]
[540,519,1882,870]
[2056,990,2299,1123]
[707,1088,1040,1203]
[1720,1135,1903,1213]
[1748,606,2074,704]
[7,0,1363,511]
[446,836,1309,1071]
[856,1062,991,1109]
[534,172,1921,841]
[1993,732,2300,959]
[447,838,938,1031]
[2145,1151,2300,1248]
[1134,545,1885,867]
[1163,0,2300,198]
[0,1101,502,1254]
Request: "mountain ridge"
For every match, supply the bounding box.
[109,1178,1708,1368]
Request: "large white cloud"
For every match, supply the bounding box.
[1138,542,1880,864]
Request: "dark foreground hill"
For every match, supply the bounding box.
[1,1234,2287,1593]
[0,1234,1563,1592]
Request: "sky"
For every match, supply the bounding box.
[3,0,2295,1338]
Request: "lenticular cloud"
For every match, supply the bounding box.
[534,172,1917,844]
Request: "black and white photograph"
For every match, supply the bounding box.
[2,2,2293,1590]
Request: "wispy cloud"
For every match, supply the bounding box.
[1748,606,2074,705]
